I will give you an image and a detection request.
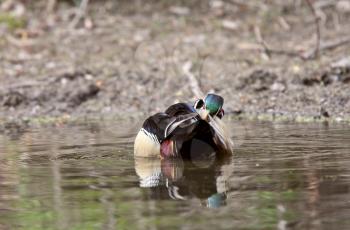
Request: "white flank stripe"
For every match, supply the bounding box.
[141,128,160,144]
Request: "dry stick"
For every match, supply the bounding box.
[226,0,267,11]
[319,35,350,51]
[278,16,291,31]
[254,26,271,58]
[258,47,301,57]
[302,36,350,59]
[182,61,204,99]
[314,0,337,9]
[198,54,210,83]
[0,81,42,92]
[46,0,57,13]
[304,0,321,59]
[69,0,89,29]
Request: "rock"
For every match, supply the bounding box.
[301,72,340,86]
[239,70,278,92]
[331,57,350,69]
[326,57,350,84]
[270,82,286,92]
[301,77,320,86]
[67,84,100,107]
[320,107,330,118]
[336,1,350,13]
[2,91,25,107]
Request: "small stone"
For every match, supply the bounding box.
[292,65,301,74]
[61,78,68,85]
[210,0,224,8]
[45,62,56,69]
[277,204,286,213]
[183,34,206,44]
[85,74,93,80]
[222,20,239,31]
[169,6,190,16]
[84,18,94,30]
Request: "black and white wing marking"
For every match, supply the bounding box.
[142,112,200,142]
[141,113,176,143]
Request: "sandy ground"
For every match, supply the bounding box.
[0,0,350,124]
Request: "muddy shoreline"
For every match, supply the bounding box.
[1,1,350,124]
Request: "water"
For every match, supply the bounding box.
[0,120,349,230]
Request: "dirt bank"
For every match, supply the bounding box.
[1,0,350,123]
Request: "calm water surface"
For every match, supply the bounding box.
[0,120,349,230]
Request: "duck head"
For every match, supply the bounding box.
[193,93,233,155]
[194,94,225,121]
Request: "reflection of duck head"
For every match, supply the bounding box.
[134,139,231,208]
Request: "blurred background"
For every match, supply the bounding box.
[1,2,350,229]
[0,0,350,121]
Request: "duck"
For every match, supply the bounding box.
[134,93,233,158]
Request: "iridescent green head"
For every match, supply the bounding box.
[204,94,224,116]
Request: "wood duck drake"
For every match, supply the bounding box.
[134,94,233,158]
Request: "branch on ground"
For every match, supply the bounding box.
[304,0,321,59]
[69,0,89,29]
[182,61,204,99]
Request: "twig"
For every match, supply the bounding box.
[258,47,301,57]
[69,0,89,29]
[0,81,42,92]
[226,0,268,11]
[278,16,291,31]
[304,0,321,59]
[6,35,37,47]
[254,26,271,58]
[46,0,57,13]
[0,76,62,92]
[182,61,204,99]
[319,35,350,51]
[314,0,337,9]
[198,54,210,82]
[302,36,350,59]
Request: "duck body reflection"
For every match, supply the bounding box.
[135,137,232,208]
